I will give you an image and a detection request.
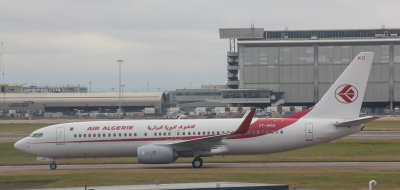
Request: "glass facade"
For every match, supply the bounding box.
[318,45,389,64]
[242,46,314,65]
[266,29,400,39]
[221,90,270,99]
[240,46,315,102]
[394,45,400,101]
[239,41,400,104]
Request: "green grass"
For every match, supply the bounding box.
[0,168,398,189]
[364,120,400,131]
[3,139,400,165]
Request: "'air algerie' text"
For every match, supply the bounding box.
[87,126,134,131]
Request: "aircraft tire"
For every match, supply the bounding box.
[192,157,203,168]
[50,163,57,170]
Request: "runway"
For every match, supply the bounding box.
[1,131,400,142]
[343,131,400,139]
[1,162,400,172]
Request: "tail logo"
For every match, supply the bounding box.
[335,84,358,104]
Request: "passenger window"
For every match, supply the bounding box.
[79,134,81,138]
[144,132,147,136]
[177,132,180,136]
[108,133,111,137]
[129,133,132,137]
[88,134,91,137]
[182,132,185,135]
[134,133,137,136]
[188,132,191,135]
[217,131,220,135]
[154,132,157,136]
[257,130,260,135]
[103,134,106,137]
[198,132,201,135]
[203,132,206,135]
[119,133,121,137]
[212,131,215,135]
[163,132,166,136]
[84,134,86,137]
[74,134,77,138]
[252,130,255,135]
[261,130,265,134]
[93,133,96,137]
[280,130,283,134]
[113,133,116,137]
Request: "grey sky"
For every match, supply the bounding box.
[1,0,399,92]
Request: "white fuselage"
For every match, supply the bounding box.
[14,117,362,159]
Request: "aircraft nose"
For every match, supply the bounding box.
[14,138,28,152]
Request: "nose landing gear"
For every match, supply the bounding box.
[192,157,203,168]
[50,162,57,170]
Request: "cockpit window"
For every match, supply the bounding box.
[31,133,43,138]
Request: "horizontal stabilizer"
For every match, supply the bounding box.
[334,116,379,127]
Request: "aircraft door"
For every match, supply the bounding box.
[56,127,65,145]
[305,123,313,141]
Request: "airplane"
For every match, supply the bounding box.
[15,52,377,170]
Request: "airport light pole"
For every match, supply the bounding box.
[88,81,92,93]
[116,59,124,119]
[121,84,126,115]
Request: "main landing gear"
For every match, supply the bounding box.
[50,162,57,170]
[192,157,203,168]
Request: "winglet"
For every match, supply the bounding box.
[233,108,256,134]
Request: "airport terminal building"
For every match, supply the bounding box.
[220,28,400,111]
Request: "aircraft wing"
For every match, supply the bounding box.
[334,116,379,127]
[164,108,256,156]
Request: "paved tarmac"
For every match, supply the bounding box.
[344,131,400,139]
[0,134,27,142]
[1,162,399,172]
[1,131,400,143]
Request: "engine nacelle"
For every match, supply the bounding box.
[137,145,177,164]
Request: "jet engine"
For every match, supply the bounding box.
[137,145,177,164]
